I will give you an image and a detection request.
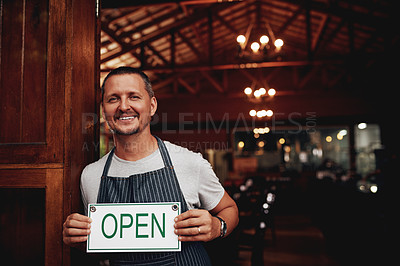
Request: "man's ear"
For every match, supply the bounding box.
[101,102,106,118]
[150,96,157,116]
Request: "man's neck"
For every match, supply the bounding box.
[113,132,158,161]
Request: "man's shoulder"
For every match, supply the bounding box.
[82,151,110,177]
[163,140,202,160]
[162,140,208,170]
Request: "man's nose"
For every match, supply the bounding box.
[119,97,131,111]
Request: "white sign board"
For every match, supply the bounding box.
[87,202,181,253]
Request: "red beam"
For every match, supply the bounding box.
[101,59,344,73]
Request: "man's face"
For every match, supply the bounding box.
[102,74,157,136]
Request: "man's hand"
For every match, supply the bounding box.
[63,213,92,246]
[173,209,220,242]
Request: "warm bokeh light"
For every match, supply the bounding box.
[358,123,367,129]
[259,87,266,95]
[244,87,252,95]
[237,34,246,44]
[274,38,284,48]
[249,109,257,117]
[266,109,273,117]
[279,138,285,144]
[238,141,245,148]
[260,35,269,44]
[268,88,276,96]
[339,129,347,136]
[251,42,260,53]
[284,146,291,152]
[326,136,332,142]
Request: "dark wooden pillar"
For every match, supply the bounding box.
[0,0,99,265]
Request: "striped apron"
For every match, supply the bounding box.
[97,136,212,266]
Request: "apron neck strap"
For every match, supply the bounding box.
[154,136,174,169]
[101,147,115,177]
[102,136,173,177]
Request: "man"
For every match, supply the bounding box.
[63,67,239,265]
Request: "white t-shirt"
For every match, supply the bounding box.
[80,141,225,215]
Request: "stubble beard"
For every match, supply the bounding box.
[106,117,151,136]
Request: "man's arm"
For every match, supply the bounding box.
[174,191,239,242]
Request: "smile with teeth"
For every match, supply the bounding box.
[117,115,138,121]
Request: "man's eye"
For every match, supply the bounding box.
[108,97,118,102]
[130,95,140,99]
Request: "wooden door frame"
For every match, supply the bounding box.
[0,0,99,265]
[0,167,63,265]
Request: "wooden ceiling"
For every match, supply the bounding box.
[100,0,397,101]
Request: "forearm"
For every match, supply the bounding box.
[174,192,239,242]
[210,191,239,238]
[212,203,238,237]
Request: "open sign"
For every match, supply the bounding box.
[87,202,181,253]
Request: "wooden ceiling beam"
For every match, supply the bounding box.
[177,78,197,94]
[102,0,243,9]
[298,66,319,90]
[275,5,304,37]
[146,43,169,66]
[279,0,392,30]
[117,8,182,40]
[214,13,240,36]
[201,71,225,93]
[311,14,329,52]
[176,31,202,60]
[101,59,344,73]
[101,3,236,64]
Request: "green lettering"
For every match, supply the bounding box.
[151,213,165,238]
[120,213,133,238]
[136,213,148,238]
[102,213,117,239]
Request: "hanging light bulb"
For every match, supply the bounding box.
[249,109,257,117]
[260,35,269,45]
[237,35,246,47]
[250,42,260,53]
[268,88,276,96]
[253,89,261,98]
[244,87,252,95]
[274,39,284,51]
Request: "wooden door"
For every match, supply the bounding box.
[0,0,99,265]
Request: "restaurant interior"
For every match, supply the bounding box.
[0,0,394,265]
[97,0,392,265]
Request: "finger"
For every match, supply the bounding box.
[65,228,91,237]
[174,226,200,236]
[174,209,204,222]
[174,217,201,229]
[64,218,92,229]
[69,213,92,223]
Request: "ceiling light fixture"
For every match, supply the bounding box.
[245,86,276,118]
[236,1,284,60]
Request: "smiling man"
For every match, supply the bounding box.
[63,67,239,266]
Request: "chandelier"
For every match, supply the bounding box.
[236,1,284,61]
[237,33,283,58]
[244,86,276,118]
